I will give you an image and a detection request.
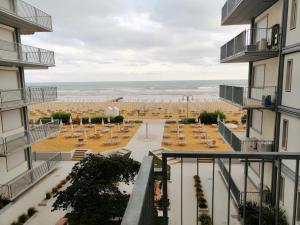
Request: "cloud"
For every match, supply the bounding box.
[22,0,248,82]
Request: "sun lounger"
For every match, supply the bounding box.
[103,140,111,145]
[75,138,84,146]
[207,139,217,148]
[178,140,186,146]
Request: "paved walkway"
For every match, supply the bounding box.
[126,119,165,162]
[0,161,75,225]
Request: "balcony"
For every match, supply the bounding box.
[0,0,52,34]
[0,121,60,156]
[242,139,274,152]
[0,87,57,110]
[0,39,55,68]
[0,153,61,200]
[29,120,60,144]
[122,152,300,225]
[221,28,280,63]
[219,85,277,109]
[221,0,278,25]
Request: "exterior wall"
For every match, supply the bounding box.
[281,173,299,225]
[0,67,19,89]
[255,0,283,28]
[248,163,273,189]
[286,0,300,46]
[282,52,300,109]
[253,58,279,87]
[250,110,275,140]
[0,0,13,11]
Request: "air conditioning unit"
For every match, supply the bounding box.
[257,38,268,51]
[257,142,273,152]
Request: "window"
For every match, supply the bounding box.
[279,176,285,204]
[252,65,265,88]
[285,60,293,92]
[282,119,289,150]
[290,0,298,30]
[251,110,263,133]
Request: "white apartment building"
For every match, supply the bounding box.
[0,0,59,201]
[220,0,300,223]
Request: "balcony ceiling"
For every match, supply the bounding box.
[222,0,278,25]
[221,50,279,63]
[0,10,51,34]
[0,59,54,69]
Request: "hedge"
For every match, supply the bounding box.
[198,111,226,124]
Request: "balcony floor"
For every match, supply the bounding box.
[0,10,51,34]
[0,59,54,69]
[221,50,279,63]
[222,0,279,25]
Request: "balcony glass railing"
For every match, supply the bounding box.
[0,0,52,31]
[0,121,60,156]
[221,28,280,62]
[0,153,61,200]
[0,87,57,109]
[0,39,55,67]
[219,85,277,109]
[29,120,60,144]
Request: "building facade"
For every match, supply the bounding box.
[220,0,300,223]
[0,0,59,199]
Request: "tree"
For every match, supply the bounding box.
[52,154,140,225]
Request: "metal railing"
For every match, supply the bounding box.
[0,0,52,31]
[121,156,154,225]
[221,28,280,61]
[221,0,242,22]
[0,131,29,156]
[219,85,277,108]
[0,153,61,200]
[242,139,274,152]
[218,120,242,151]
[0,87,57,109]
[0,39,55,66]
[0,121,59,156]
[161,151,300,225]
[29,120,60,144]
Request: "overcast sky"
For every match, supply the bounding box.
[23,0,248,83]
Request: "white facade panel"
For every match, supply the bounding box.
[0,67,19,89]
[250,110,275,140]
[0,24,15,42]
[0,0,12,11]
[1,109,23,133]
[255,0,283,28]
[286,0,300,46]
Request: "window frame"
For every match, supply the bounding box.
[285,59,293,92]
[251,109,263,134]
[290,0,298,30]
[281,119,289,150]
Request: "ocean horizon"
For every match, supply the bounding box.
[28,80,247,102]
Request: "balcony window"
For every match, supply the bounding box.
[281,119,289,150]
[285,59,293,92]
[279,176,285,205]
[290,0,298,30]
[252,65,265,88]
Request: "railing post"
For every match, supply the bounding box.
[162,154,168,225]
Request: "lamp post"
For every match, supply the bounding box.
[182,95,194,118]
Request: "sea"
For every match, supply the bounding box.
[29,80,247,102]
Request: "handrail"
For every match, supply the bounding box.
[29,120,60,144]
[0,153,61,200]
[0,39,55,66]
[0,0,52,31]
[221,28,280,61]
[121,156,154,225]
[0,87,57,108]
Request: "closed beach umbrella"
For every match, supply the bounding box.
[80,118,83,127]
[71,123,74,132]
[59,119,63,127]
[39,119,43,126]
[88,116,91,124]
[102,118,104,126]
[217,114,220,122]
[108,117,110,123]
[94,125,97,133]
[118,123,121,132]
[69,116,73,124]
[198,118,201,124]
[51,117,54,123]
[84,129,87,138]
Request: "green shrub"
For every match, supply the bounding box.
[180,118,196,124]
[199,213,212,225]
[238,202,288,225]
[66,175,71,181]
[37,117,51,124]
[199,111,226,124]
[114,115,124,123]
[45,192,51,200]
[18,214,28,223]
[52,112,71,123]
[241,114,247,124]
[0,195,9,209]
[27,207,37,217]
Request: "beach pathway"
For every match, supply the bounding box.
[126,119,165,162]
